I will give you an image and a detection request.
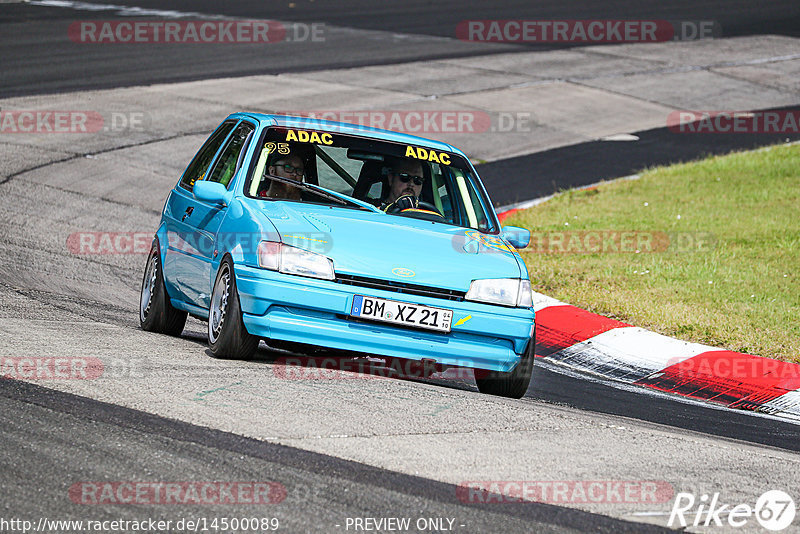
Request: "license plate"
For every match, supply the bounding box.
[350,295,453,333]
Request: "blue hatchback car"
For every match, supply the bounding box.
[140,113,535,398]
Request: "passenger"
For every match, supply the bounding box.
[261,154,305,200]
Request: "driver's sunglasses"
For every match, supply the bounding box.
[395,172,424,186]
[274,163,304,176]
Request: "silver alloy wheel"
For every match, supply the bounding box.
[209,264,230,344]
[140,254,158,322]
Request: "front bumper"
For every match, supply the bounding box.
[235,265,535,372]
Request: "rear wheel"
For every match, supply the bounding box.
[139,242,187,336]
[475,328,535,399]
[208,256,259,360]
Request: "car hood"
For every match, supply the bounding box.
[259,202,523,291]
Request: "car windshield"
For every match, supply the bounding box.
[244,126,499,233]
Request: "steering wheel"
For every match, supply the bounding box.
[386,195,445,220]
[408,201,446,219]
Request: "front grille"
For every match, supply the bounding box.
[335,274,465,302]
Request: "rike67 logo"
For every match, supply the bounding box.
[669,490,796,531]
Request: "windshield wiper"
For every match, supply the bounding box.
[264,174,381,212]
[264,173,348,205]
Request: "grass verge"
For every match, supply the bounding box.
[506,142,799,362]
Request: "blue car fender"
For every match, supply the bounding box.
[154,221,169,262]
[208,197,280,290]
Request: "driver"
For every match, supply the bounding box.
[261,153,305,200]
[381,158,425,212]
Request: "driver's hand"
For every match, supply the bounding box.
[386,194,418,213]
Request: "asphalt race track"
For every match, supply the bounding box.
[1,378,676,534]
[478,108,800,206]
[2,0,800,96]
[2,1,800,533]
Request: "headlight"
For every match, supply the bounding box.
[517,279,533,307]
[257,241,280,271]
[257,240,335,280]
[466,278,533,308]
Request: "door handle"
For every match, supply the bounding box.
[182,206,194,222]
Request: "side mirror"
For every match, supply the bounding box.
[501,226,530,249]
[194,180,231,206]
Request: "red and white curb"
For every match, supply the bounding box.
[528,292,800,421]
[495,181,800,421]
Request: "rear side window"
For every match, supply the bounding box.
[207,122,255,189]
[179,121,237,191]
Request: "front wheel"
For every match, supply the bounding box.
[208,257,259,360]
[140,242,187,336]
[475,327,535,399]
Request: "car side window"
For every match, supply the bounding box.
[206,122,255,189]
[466,178,490,231]
[431,164,454,221]
[179,121,237,191]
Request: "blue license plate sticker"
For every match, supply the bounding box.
[351,295,364,316]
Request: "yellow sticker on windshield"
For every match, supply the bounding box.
[286,129,333,145]
[405,146,451,165]
[264,142,290,155]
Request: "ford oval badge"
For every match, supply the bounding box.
[392,267,416,278]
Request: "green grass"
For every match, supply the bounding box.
[506,143,800,362]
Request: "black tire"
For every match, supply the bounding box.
[139,242,187,336]
[475,327,535,399]
[208,256,259,360]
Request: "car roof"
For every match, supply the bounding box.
[226,112,467,158]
